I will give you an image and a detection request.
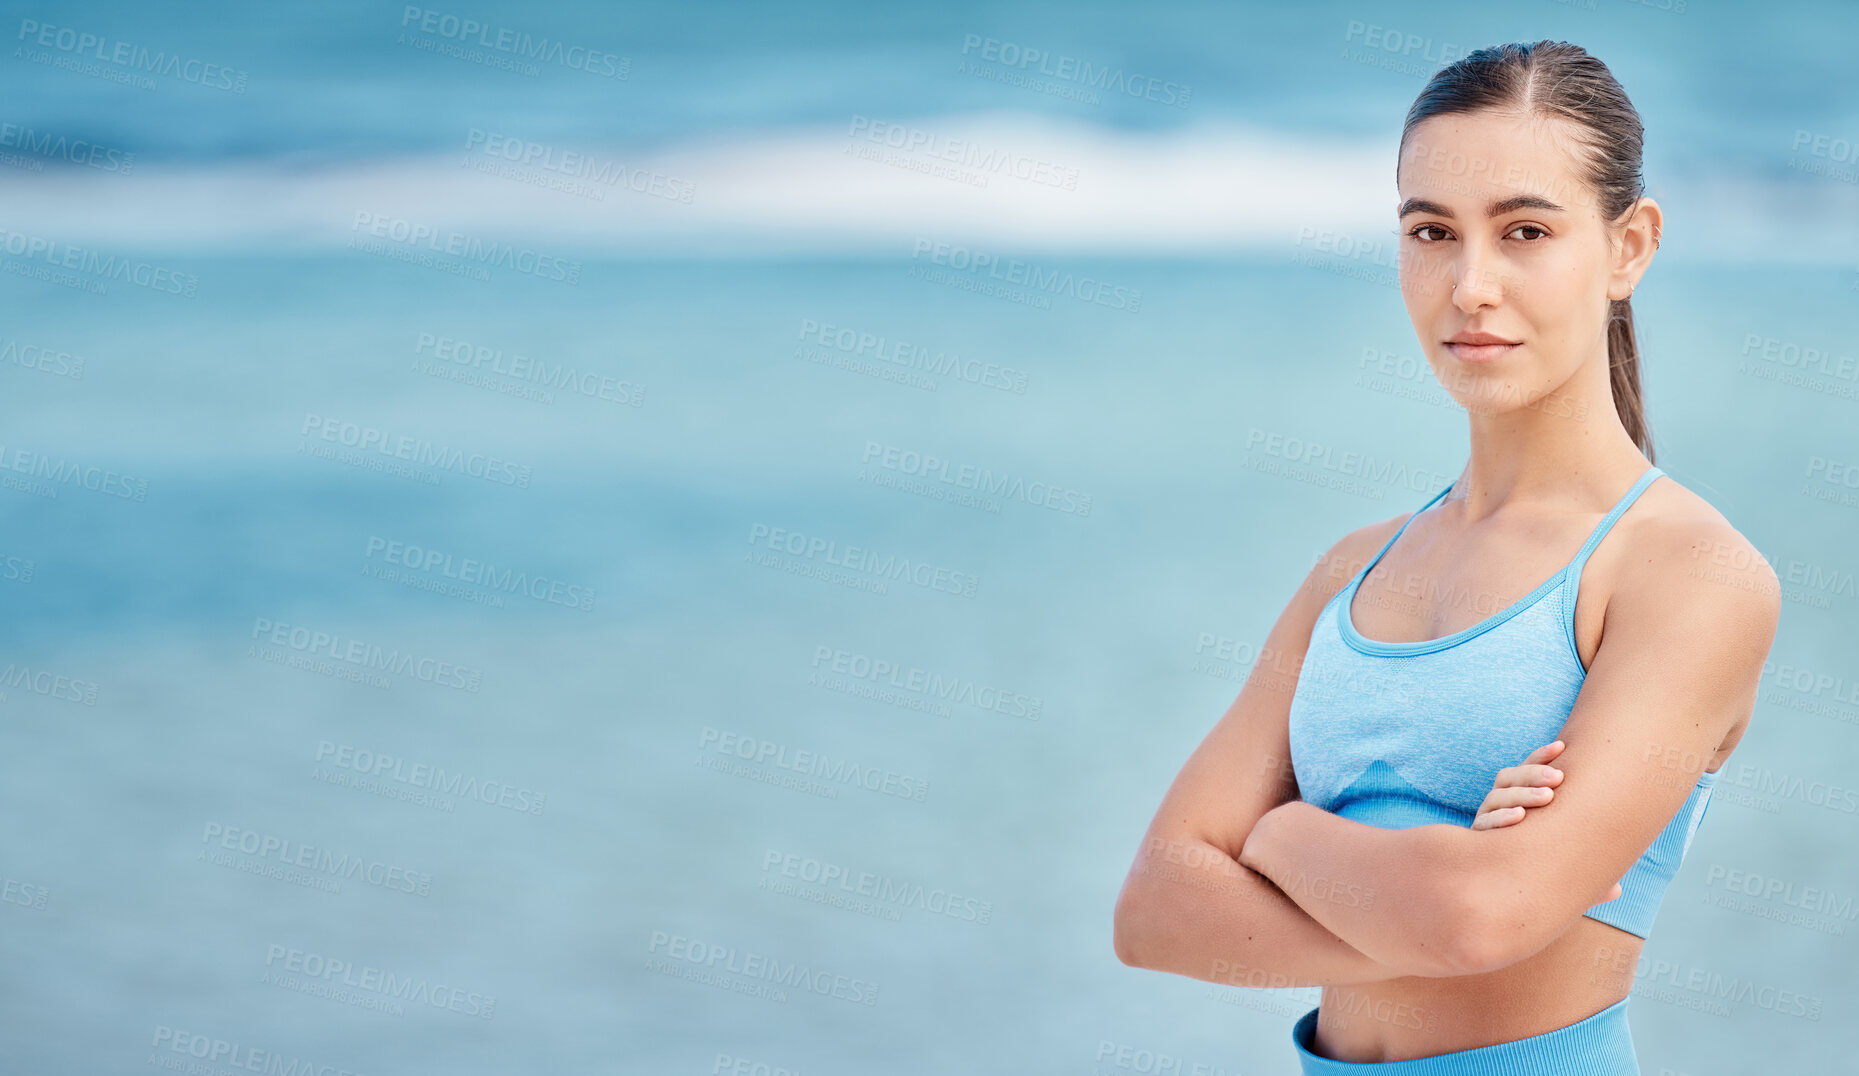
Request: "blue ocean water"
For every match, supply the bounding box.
[2,2,1856,1074]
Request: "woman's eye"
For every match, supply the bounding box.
[1405,224,1548,242]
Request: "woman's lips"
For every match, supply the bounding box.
[1446,341,1518,362]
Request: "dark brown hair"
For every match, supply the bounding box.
[1399,40,1655,463]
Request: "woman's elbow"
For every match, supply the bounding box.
[1392,830,1530,976]
[1436,923,1507,977]
[1113,919,1144,968]
[1430,883,1540,976]
[1112,883,1155,967]
[1381,922,1486,979]
[1380,869,1507,977]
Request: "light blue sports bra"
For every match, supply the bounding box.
[1287,465,1718,940]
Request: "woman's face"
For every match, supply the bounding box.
[1395,109,1640,416]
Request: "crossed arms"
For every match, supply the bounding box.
[1112,513,1777,985]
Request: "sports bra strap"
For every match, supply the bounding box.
[1352,466,1665,606]
[1560,465,1664,668]
[1564,465,1665,583]
[1356,481,1454,584]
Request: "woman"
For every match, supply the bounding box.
[1112,41,1780,1075]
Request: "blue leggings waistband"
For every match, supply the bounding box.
[1291,996,1638,1076]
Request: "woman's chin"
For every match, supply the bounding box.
[1442,383,1526,415]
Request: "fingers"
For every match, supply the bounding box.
[1523,740,1567,765]
[1471,805,1527,831]
[1472,785,1555,830]
[1472,741,1573,832]
[1481,785,1555,811]
[1490,741,1568,792]
[1491,761,1565,791]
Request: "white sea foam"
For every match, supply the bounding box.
[3,111,1842,262]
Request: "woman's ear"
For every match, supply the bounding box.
[1609,196,1661,301]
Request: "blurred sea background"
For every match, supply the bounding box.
[1,1,1855,1073]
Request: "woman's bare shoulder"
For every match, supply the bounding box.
[1302,506,1425,607]
[1594,473,1781,683]
[1621,472,1781,598]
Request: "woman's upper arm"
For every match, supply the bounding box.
[1455,516,1781,972]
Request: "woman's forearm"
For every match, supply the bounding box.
[1239,800,1477,976]
[1117,834,1424,988]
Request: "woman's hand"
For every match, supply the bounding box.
[1471,739,1567,831]
[1472,739,1623,904]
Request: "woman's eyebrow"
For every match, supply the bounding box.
[1398,194,1566,219]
